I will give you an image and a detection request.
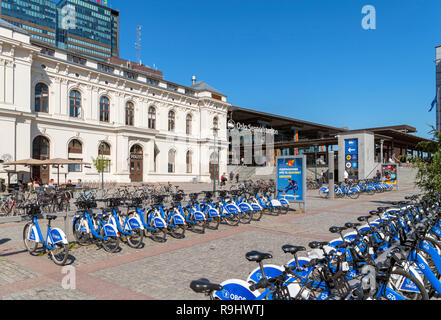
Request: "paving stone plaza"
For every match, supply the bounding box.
[0,181,421,300]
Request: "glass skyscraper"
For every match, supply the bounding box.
[0,0,119,60]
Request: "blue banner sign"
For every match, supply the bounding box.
[344,138,359,179]
[276,156,306,202]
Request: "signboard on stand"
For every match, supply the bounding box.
[345,139,359,180]
[276,155,306,212]
[381,164,398,188]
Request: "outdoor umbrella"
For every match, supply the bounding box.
[40,159,91,185]
[2,159,46,183]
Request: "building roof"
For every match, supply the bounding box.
[0,18,29,35]
[230,105,348,134]
[190,81,224,96]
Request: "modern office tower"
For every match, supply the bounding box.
[0,0,119,60]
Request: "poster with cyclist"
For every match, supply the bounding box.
[276,155,306,203]
[381,164,398,187]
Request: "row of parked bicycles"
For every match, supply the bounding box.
[190,193,441,300]
[20,183,292,266]
[318,179,394,199]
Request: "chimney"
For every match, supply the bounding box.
[191,75,197,85]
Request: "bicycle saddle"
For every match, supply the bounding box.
[282,244,306,255]
[357,216,371,222]
[329,226,347,234]
[245,251,273,262]
[190,279,223,293]
[46,215,57,221]
[345,222,361,229]
[308,241,328,249]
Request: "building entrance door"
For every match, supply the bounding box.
[32,136,50,184]
[130,144,143,182]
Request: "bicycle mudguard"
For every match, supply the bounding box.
[153,216,167,228]
[172,214,185,225]
[251,203,263,211]
[27,224,41,242]
[430,226,441,239]
[74,217,89,233]
[279,198,289,206]
[270,199,282,207]
[381,286,406,300]
[48,228,68,245]
[193,211,206,221]
[213,279,260,300]
[238,202,253,212]
[127,216,144,230]
[247,264,284,284]
[328,239,343,248]
[224,203,241,214]
[103,223,119,237]
[208,208,220,217]
[319,187,329,193]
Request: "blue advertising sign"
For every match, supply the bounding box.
[276,156,306,203]
[344,138,359,179]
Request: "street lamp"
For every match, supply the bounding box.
[212,125,219,193]
[99,140,105,190]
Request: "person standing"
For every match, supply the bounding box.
[229,171,234,183]
[235,173,240,183]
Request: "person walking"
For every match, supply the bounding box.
[220,173,228,187]
[235,173,240,183]
[229,171,234,183]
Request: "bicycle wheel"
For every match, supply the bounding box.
[168,224,186,239]
[148,226,167,243]
[348,191,360,200]
[205,216,220,230]
[72,217,90,246]
[223,213,240,226]
[99,228,120,253]
[49,243,69,266]
[280,203,289,214]
[318,189,328,199]
[126,228,144,249]
[238,210,252,224]
[251,209,263,221]
[23,223,39,254]
[188,217,206,234]
[382,268,429,300]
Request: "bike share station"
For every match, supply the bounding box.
[276,155,307,213]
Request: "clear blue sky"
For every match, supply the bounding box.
[107,0,441,138]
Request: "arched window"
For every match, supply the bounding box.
[213,116,219,129]
[35,83,49,113]
[68,139,82,154]
[32,136,50,160]
[69,90,81,118]
[98,142,111,156]
[148,106,156,129]
[98,141,111,173]
[125,101,134,126]
[68,139,83,172]
[186,150,192,173]
[168,110,175,131]
[168,149,175,173]
[100,96,110,122]
[186,114,192,135]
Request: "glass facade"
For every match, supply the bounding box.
[0,0,119,59]
[57,0,118,59]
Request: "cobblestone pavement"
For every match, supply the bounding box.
[0,183,423,300]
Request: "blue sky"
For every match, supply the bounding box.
[106,0,441,138]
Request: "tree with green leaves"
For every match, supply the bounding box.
[414,126,440,195]
[92,157,109,173]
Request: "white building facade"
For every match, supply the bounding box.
[0,20,229,184]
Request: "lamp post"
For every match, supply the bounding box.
[99,140,105,190]
[212,125,219,193]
